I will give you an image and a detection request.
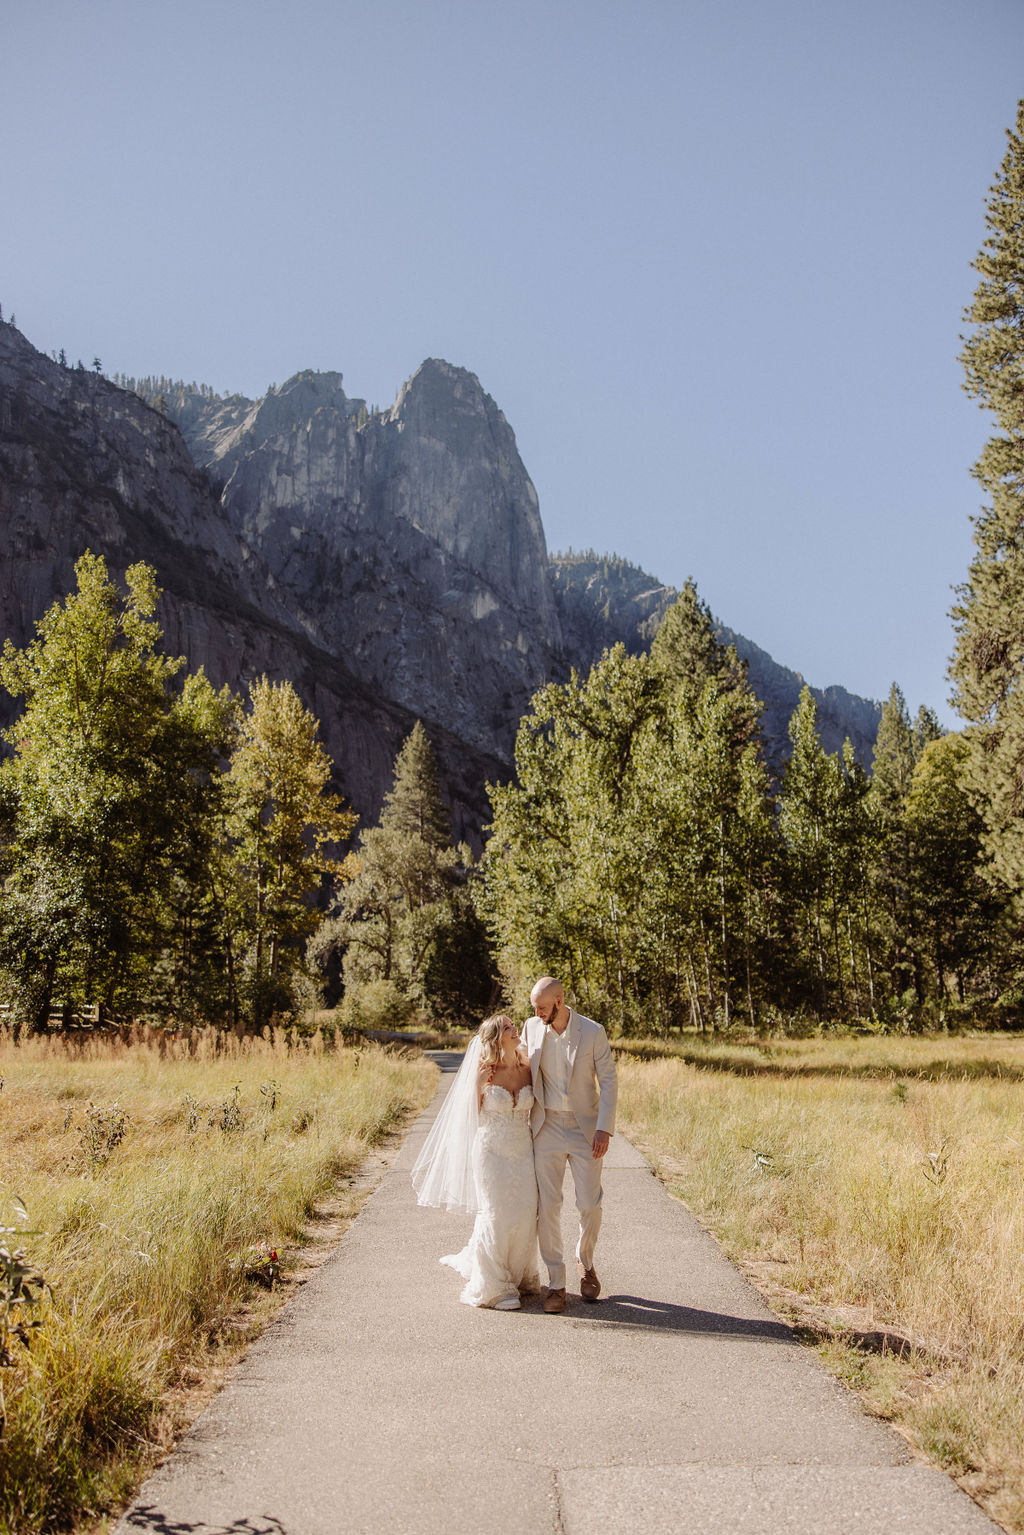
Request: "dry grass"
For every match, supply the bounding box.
[614,1028,1024,1082]
[616,1032,1024,1534]
[309,1009,474,1052]
[0,1028,436,1535]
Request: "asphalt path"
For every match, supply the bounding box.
[114,1054,998,1535]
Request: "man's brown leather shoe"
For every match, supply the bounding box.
[543,1287,566,1314]
[579,1266,601,1302]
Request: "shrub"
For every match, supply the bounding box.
[338,979,419,1033]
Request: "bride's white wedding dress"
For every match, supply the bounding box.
[441,1084,540,1309]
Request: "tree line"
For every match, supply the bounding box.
[1,551,1014,1038]
[0,552,491,1035]
[0,553,352,1032]
[479,584,1013,1032]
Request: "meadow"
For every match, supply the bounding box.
[0,1027,436,1535]
[7,1021,1023,1535]
[615,1031,1024,1534]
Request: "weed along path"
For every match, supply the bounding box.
[115,1055,997,1535]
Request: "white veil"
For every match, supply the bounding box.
[411,1036,483,1215]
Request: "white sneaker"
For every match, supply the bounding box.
[494,1296,521,1310]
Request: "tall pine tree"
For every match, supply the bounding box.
[380,720,452,850]
[904,734,1001,1006]
[331,722,493,1022]
[950,100,1024,911]
[651,579,734,693]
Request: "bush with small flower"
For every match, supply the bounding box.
[229,1241,282,1289]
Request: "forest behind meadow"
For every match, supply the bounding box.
[3,102,1024,1041]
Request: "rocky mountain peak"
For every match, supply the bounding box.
[379,359,555,620]
[156,356,562,756]
[389,356,495,429]
[248,369,358,436]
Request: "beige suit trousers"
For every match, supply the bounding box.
[534,1108,603,1290]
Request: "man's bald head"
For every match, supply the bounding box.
[531,976,562,1008]
[530,976,567,1028]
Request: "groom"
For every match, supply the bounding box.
[522,977,618,1314]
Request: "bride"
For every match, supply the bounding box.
[412,1014,540,1310]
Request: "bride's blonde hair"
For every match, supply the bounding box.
[477,1013,524,1070]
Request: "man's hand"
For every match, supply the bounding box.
[592,1130,610,1159]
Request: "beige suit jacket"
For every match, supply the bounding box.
[522,1009,618,1143]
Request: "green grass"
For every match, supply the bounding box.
[0,1028,436,1535]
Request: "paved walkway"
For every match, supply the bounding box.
[115,1055,997,1535]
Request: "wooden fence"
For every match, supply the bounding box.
[0,1002,132,1030]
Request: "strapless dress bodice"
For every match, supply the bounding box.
[481,1083,535,1116]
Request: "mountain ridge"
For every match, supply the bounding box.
[0,321,882,844]
[548,550,881,761]
[0,322,506,841]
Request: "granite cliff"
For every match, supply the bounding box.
[0,320,882,844]
[0,324,505,840]
[170,360,560,758]
[159,368,880,767]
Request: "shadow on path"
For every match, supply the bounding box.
[423,1050,465,1073]
[563,1293,794,1342]
[122,1512,289,1535]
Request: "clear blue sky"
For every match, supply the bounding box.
[4,0,1023,723]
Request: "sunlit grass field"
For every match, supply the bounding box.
[615,1030,1024,1533]
[0,1028,436,1535]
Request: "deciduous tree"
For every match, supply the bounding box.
[0,553,234,1027]
[224,678,355,1026]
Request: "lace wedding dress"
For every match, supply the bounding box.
[441,1084,540,1309]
